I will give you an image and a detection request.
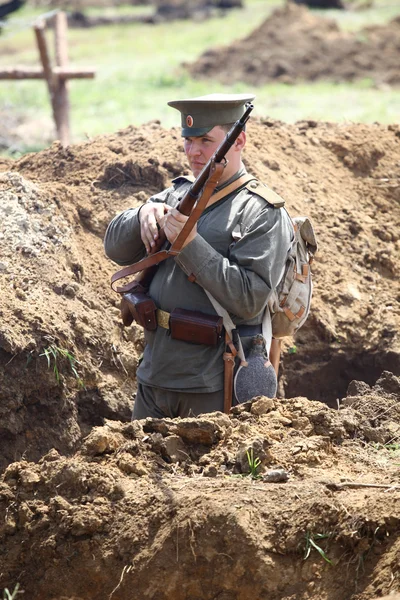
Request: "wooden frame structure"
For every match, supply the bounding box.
[0,12,95,147]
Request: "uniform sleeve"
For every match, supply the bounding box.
[103,188,171,266]
[175,203,292,321]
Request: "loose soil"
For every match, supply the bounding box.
[0,117,399,599]
[188,3,400,85]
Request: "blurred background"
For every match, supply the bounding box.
[0,0,399,155]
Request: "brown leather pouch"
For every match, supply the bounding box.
[169,308,223,346]
[121,291,157,330]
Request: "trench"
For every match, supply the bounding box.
[282,345,400,408]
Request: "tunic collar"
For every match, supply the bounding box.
[214,164,247,193]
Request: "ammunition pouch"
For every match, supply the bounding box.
[169,308,223,346]
[120,289,223,345]
[120,289,157,330]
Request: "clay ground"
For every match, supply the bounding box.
[0,117,399,599]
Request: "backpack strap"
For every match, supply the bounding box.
[245,180,285,208]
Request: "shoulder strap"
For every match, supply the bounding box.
[204,290,246,365]
[206,173,255,207]
[245,180,285,208]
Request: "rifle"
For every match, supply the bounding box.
[111,102,254,328]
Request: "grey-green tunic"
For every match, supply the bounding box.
[104,170,292,393]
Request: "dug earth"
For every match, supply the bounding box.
[0,118,399,599]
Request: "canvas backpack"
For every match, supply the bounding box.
[268,214,318,339]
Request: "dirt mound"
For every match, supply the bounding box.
[0,118,399,473]
[0,120,184,472]
[1,372,400,599]
[0,117,399,598]
[188,3,400,85]
[153,0,242,21]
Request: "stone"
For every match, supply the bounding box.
[163,435,188,463]
[251,397,275,415]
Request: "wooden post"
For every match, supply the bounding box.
[0,67,95,80]
[0,12,95,148]
[54,12,70,147]
[34,19,58,132]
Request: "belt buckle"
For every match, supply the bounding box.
[157,309,170,329]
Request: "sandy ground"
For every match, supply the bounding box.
[0,117,399,598]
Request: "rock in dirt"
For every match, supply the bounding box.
[262,467,289,482]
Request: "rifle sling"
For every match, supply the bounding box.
[169,171,255,255]
[206,173,255,208]
[111,172,256,293]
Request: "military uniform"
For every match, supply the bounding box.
[104,94,292,418]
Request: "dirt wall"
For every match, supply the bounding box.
[0,118,399,470]
[0,117,399,599]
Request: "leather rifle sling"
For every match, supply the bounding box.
[111,161,223,293]
[111,172,256,293]
[167,161,225,255]
[168,171,256,255]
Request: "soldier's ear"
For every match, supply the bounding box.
[235,131,246,151]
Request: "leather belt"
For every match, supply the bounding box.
[156,309,261,337]
[237,324,262,337]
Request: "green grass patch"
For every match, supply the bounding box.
[33,344,85,388]
[246,448,262,478]
[1,0,399,153]
[2,583,21,600]
[373,441,400,454]
[304,531,333,565]
[314,0,400,31]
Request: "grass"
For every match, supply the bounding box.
[38,344,85,387]
[314,0,400,30]
[304,531,333,565]
[373,441,400,454]
[0,0,399,153]
[2,584,21,600]
[246,448,262,478]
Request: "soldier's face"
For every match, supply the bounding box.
[183,126,227,177]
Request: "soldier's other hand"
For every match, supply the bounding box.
[139,202,171,253]
[163,208,197,248]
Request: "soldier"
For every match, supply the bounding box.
[104,93,292,419]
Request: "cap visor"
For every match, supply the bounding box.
[181,125,214,137]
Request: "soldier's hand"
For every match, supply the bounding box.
[163,208,197,248]
[139,202,171,253]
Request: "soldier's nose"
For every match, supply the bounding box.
[189,142,201,155]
